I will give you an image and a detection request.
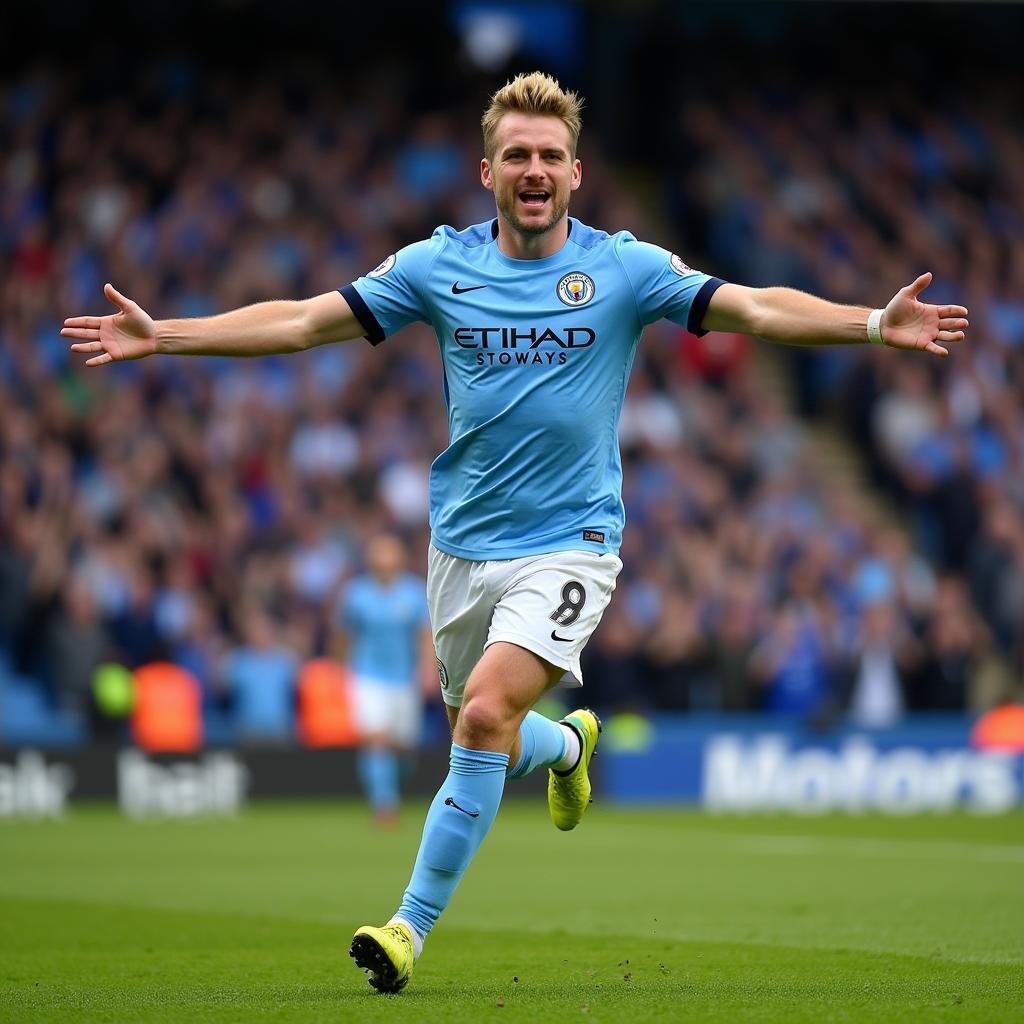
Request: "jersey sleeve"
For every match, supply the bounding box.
[615,233,726,335]
[339,230,446,344]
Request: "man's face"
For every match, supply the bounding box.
[481,113,581,237]
[368,535,404,582]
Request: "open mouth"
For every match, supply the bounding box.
[518,190,550,209]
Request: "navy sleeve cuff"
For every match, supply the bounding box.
[687,277,727,336]
[339,284,385,346]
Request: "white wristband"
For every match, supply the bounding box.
[867,308,885,346]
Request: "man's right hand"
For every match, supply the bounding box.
[61,283,157,366]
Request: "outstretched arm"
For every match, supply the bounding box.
[62,284,366,366]
[700,272,968,358]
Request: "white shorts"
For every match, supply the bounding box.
[354,677,422,748]
[427,544,623,708]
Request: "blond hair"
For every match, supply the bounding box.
[481,71,583,162]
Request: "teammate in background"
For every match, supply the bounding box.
[63,72,969,994]
[333,534,432,827]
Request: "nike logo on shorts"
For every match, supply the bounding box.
[550,630,574,643]
[444,796,480,817]
[451,282,487,294]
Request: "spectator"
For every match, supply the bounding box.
[46,578,111,716]
[222,607,297,742]
[845,603,917,729]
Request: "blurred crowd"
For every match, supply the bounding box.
[1,62,1021,743]
[602,81,1024,719]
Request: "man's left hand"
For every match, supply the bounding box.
[881,272,969,357]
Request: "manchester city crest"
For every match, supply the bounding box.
[556,271,596,306]
[368,253,396,278]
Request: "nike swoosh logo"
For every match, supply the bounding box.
[444,796,480,818]
[451,282,487,294]
[550,630,574,643]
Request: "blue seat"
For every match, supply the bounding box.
[0,674,86,748]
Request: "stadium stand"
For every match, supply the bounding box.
[0,37,1021,746]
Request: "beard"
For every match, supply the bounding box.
[495,186,571,237]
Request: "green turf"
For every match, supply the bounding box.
[1,800,1022,1022]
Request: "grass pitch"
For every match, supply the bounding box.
[1,800,1021,1022]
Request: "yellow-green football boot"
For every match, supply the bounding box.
[548,708,602,831]
[349,922,415,993]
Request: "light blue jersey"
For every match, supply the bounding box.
[341,218,724,559]
[340,573,429,686]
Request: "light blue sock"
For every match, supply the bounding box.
[507,711,568,780]
[395,743,508,939]
[358,748,399,812]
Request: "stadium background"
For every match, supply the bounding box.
[1,0,1023,809]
